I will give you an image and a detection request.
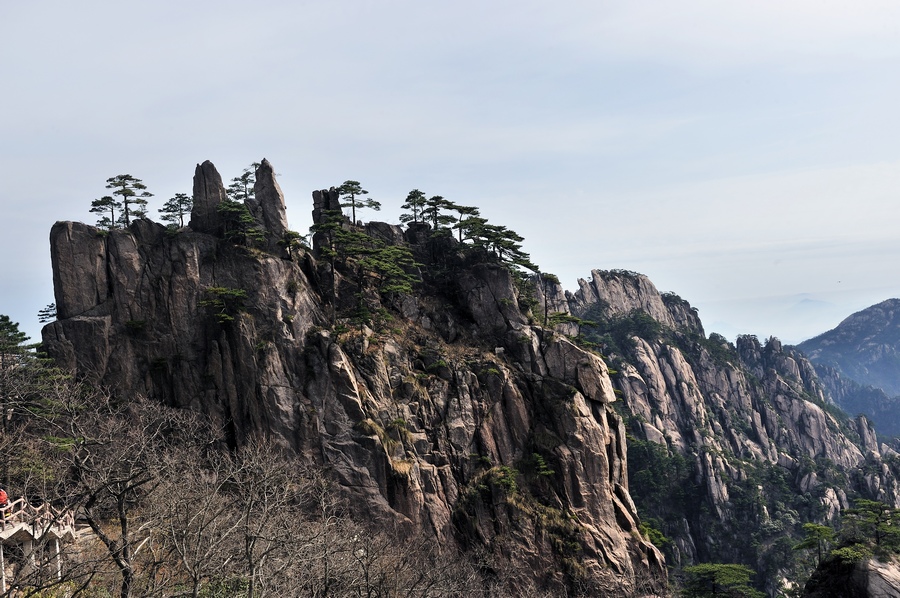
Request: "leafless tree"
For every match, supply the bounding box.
[47,391,207,598]
[151,448,242,598]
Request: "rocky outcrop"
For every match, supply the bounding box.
[42,160,665,595]
[568,269,703,334]
[49,221,108,320]
[189,160,229,235]
[247,158,289,253]
[805,556,900,597]
[312,187,341,224]
[49,158,900,594]
[540,270,900,592]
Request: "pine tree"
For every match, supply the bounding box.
[681,563,764,597]
[338,180,380,224]
[227,162,261,202]
[158,193,193,228]
[37,303,57,324]
[399,189,427,224]
[218,199,264,246]
[278,231,307,259]
[106,174,153,226]
[467,220,538,273]
[793,523,835,566]
[422,195,456,233]
[842,499,900,551]
[90,195,121,230]
[0,315,29,371]
[448,203,481,242]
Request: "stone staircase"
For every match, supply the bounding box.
[1,497,75,592]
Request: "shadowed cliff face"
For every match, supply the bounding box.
[42,160,664,595]
[539,270,900,593]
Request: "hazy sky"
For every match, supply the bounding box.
[3,1,900,344]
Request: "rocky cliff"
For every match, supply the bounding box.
[797,299,900,438]
[43,158,900,595]
[537,269,900,594]
[805,554,900,597]
[42,160,664,595]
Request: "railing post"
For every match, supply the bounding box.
[0,542,6,594]
[53,537,62,581]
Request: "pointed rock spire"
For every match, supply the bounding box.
[249,158,289,252]
[189,160,228,235]
[312,187,342,225]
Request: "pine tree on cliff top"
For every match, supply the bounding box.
[399,189,427,224]
[90,194,121,230]
[338,180,380,224]
[159,193,193,228]
[106,174,153,226]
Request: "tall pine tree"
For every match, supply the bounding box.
[106,174,153,226]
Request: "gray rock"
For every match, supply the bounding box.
[49,221,108,319]
[575,266,900,593]
[189,160,228,235]
[248,158,289,252]
[41,175,667,594]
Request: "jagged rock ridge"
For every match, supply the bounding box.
[43,160,664,595]
[538,270,900,594]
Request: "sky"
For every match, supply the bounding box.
[2,1,900,345]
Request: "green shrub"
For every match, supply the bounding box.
[830,544,873,564]
[199,287,248,324]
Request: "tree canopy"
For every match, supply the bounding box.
[311,209,419,325]
[159,193,193,228]
[399,189,427,224]
[106,174,153,226]
[218,198,264,246]
[0,314,30,370]
[793,523,836,566]
[227,162,261,202]
[338,180,380,224]
[681,563,763,597]
[89,174,153,230]
[90,195,122,230]
[422,195,456,233]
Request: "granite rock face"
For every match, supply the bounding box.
[189,160,229,235]
[42,160,665,595]
[805,555,900,597]
[537,269,900,592]
[247,158,289,253]
[569,269,704,333]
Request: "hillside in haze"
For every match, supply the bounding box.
[21,158,900,596]
[798,299,900,438]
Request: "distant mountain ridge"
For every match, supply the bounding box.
[797,298,900,437]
